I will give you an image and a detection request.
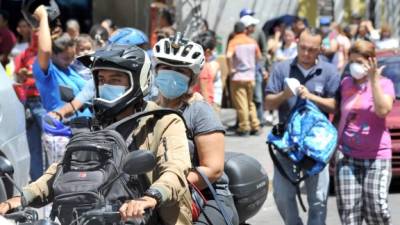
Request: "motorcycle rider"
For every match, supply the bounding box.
[154,36,239,225]
[0,44,193,225]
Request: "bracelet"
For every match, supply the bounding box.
[69,102,76,113]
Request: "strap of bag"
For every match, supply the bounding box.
[105,108,192,140]
[195,167,234,225]
[268,143,308,212]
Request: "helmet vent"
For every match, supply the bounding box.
[192,52,201,59]
[165,41,171,54]
[181,44,193,57]
[155,45,160,53]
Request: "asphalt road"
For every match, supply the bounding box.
[221,108,400,225]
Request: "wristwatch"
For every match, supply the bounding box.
[144,188,162,207]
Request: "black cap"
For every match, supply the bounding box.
[234,21,246,33]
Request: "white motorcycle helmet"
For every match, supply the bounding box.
[153,32,205,85]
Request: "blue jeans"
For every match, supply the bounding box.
[254,64,265,124]
[273,154,329,225]
[25,98,46,181]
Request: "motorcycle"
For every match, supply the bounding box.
[1,150,156,225]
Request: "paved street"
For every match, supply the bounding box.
[221,108,400,225]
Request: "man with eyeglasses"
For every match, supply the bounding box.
[264,28,340,225]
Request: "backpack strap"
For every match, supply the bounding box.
[268,143,308,212]
[195,167,234,225]
[105,108,192,140]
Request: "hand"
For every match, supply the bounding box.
[298,85,311,99]
[263,71,269,81]
[119,196,157,221]
[48,111,63,121]
[33,5,48,21]
[16,68,30,83]
[0,197,22,215]
[365,57,384,82]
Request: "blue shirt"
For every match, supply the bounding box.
[32,58,92,118]
[265,57,340,123]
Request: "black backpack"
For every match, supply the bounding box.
[51,129,143,225]
[51,108,188,225]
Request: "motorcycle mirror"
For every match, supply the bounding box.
[0,156,14,176]
[123,150,156,175]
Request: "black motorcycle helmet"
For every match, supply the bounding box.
[79,44,152,123]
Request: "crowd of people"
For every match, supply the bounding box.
[0,3,398,225]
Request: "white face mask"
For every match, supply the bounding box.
[349,63,367,80]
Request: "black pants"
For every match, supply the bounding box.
[194,194,239,225]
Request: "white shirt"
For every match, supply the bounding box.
[297,64,316,77]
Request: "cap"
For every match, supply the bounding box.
[319,16,331,26]
[239,8,255,18]
[239,15,259,27]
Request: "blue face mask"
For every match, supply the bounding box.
[155,70,190,99]
[98,84,127,101]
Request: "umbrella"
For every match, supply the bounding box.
[262,14,308,36]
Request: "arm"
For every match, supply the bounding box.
[49,80,94,119]
[226,41,236,75]
[49,99,84,120]
[34,5,52,73]
[298,86,337,113]
[264,88,293,110]
[366,58,393,118]
[187,132,224,190]
[371,80,393,118]
[264,64,293,110]
[0,163,59,214]
[198,78,210,103]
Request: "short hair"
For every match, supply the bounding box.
[349,40,375,58]
[380,23,392,36]
[193,31,216,51]
[293,16,304,24]
[234,22,245,34]
[299,28,323,43]
[160,8,175,25]
[89,24,109,46]
[75,34,94,47]
[52,33,75,54]
[66,19,80,31]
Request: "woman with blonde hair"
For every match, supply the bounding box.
[335,40,394,225]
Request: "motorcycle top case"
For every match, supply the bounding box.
[224,152,269,223]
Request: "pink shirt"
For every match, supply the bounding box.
[227,34,261,81]
[193,63,214,104]
[339,76,395,159]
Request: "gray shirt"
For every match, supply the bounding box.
[265,57,340,123]
[180,99,229,195]
[181,100,225,137]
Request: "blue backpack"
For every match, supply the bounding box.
[266,99,337,211]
